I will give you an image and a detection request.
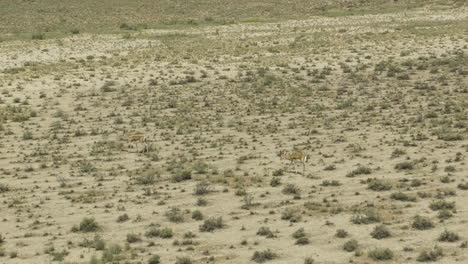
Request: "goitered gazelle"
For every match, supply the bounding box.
[279,150,310,175]
[122,133,151,153]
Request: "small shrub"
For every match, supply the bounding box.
[367,179,392,191]
[252,249,277,263]
[101,244,122,263]
[148,255,160,264]
[257,227,274,238]
[272,169,284,176]
[295,237,310,245]
[346,166,372,177]
[281,207,302,222]
[335,229,348,238]
[171,170,192,182]
[437,209,453,220]
[270,177,281,187]
[292,228,306,239]
[368,248,394,261]
[343,239,358,252]
[199,217,224,232]
[126,233,141,243]
[412,215,434,230]
[371,225,391,239]
[457,183,468,190]
[32,32,45,40]
[351,208,381,224]
[73,218,100,232]
[282,184,300,195]
[117,214,129,223]
[165,207,185,223]
[417,246,443,262]
[22,130,33,140]
[194,181,212,195]
[429,200,455,211]
[0,184,9,193]
[145,227,173,238]
[135,171,157,185]
[438,230,460,242]
[192,210,204,220]
[175,256,193,264]
[321,180,341,186]
[159,227,173,238]
[395,162,414,170]
[390,192,416,202]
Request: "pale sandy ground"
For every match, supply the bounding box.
[0,6,467,264]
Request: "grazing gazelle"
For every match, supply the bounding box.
[279,150,310,175]
[122,133,151,153]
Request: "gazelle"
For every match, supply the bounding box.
[122,133,151,153]
[279,150,310,175]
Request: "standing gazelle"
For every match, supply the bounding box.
[122,133,150,153]
[279,150,310,175]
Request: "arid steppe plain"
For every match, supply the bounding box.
[0,0,467,263]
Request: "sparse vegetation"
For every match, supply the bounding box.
[0,2,467,264]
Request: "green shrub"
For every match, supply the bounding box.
[390,192,416,202]
[346,166,371,177]
[126,233,141,243]
[351,208,381,224]
[292,228,306,239]
[199,217,224,232]
[148,255,160,264]
[272,169,284,176]
[412,215,434,230]
[32,32,45,40]
[72,218,100,232]
[192,210,204,220]
[175,256,192,264]
[171,170,192,182]
[335,229,348,238]
[343,239,358,252]
[417,246,443,262]
[116,214,129,223]
[281,207,302,222]
[438,230,460,242]
[165,207,185,223]
[0,184,9,193]
[395,161,414,170]
[367,179,392,191]
[429,200,455,211]
[257,227,274,238]
[159,227,174,238]
[101,244,122,263]
[371,225,391,239]
[368,248,394,261]
[194,181,212,195]
[437,209,453,220]
[252,249,277,263]
[295,237,310,245]
[270,177,281,187]
[135,171,157,185]
[282,184,300,195]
